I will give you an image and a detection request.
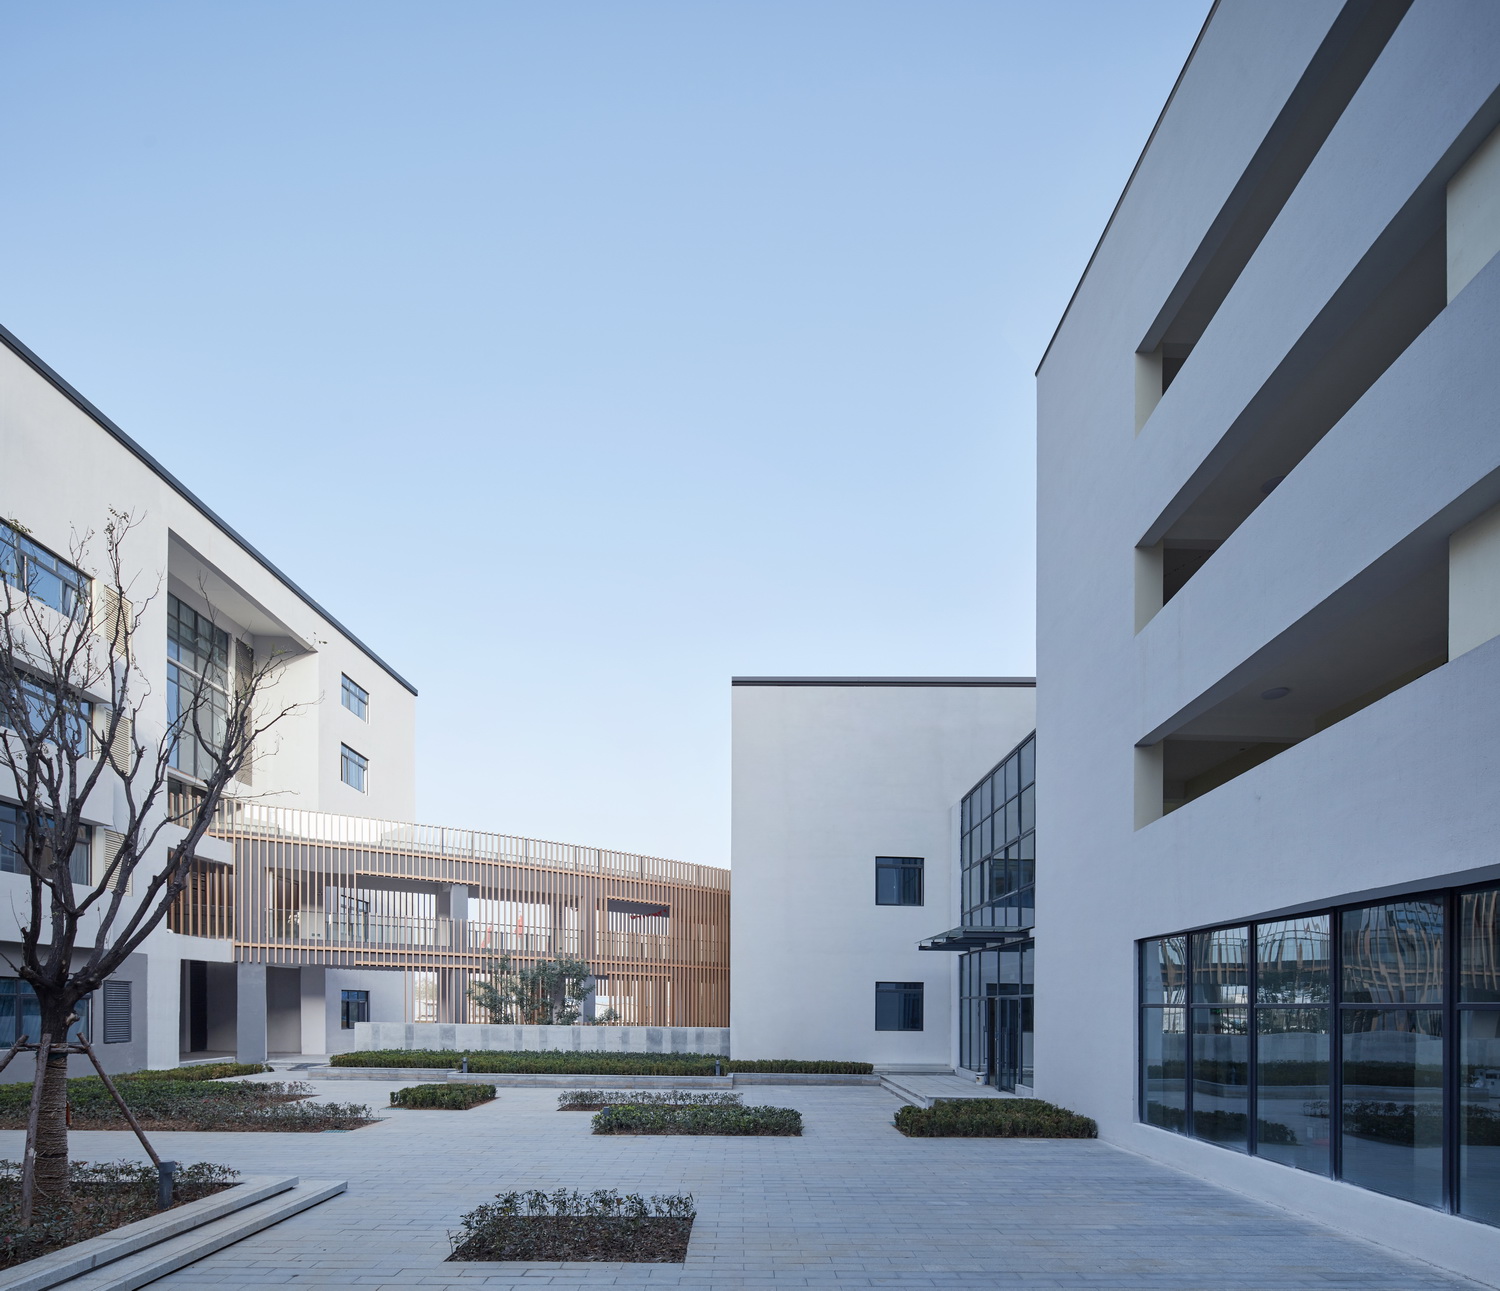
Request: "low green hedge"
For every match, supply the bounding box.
[391,1083,496,1110]
[126,1062,271,1082]
[558,1090,742,1110]
[331,1049,871,1076]
[592,1103,802,1136]
[894,1098,1097,1139]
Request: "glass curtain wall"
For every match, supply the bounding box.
[1140,882,1500,1226]
[957,733,1037,1091]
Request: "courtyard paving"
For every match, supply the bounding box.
[1,1076,1484,1290]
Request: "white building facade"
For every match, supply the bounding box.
[730,678,1035,1070]
[0,322,420,1070]
[1036,0,1500,1280]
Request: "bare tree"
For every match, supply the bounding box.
[0,510,297,1203]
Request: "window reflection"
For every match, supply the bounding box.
[1341,1009,1443,1207]
[1191,1007,1249,1149]
[1463,888,1500,1003]
[1192,927,1248,1005]
[1142,936,1186,1006]
[1142,1007,1186,1132]
[1255,1007,1331,1174]
[1257,916,1331,1004]
[1342,901,1443,1003]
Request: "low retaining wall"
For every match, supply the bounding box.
[351,1021,730,1055]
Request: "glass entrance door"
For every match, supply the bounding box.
[987,995,1022,1090]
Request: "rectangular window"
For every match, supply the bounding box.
[875,857,923,906]
[340,989,370,1029]
[0,979,88,1045]
[166,594,229,780]
[341,674,369,721]
[875,981,923,1031]
[11,674,92,756]
[102,979,131,1043]
[0,521,90,618]
[0,804,90,884]
[340,745,368,792]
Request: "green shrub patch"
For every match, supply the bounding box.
[0,1071,374,1133]
[592,1103,802,1136]
[391,1083,496,1110]
[448,1188,694,1263]
[558,1089,741,1111]
[333,1049,872,1076]
[894,1098,1097,1139]
[0,1159,238,1269]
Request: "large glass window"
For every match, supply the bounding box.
[875,981,923,1031]
[875,856,923,906]
[340,989,370,1029]
[0,522,90,619]
[166,595,229,780]
[959,734,1035,930]
[0,979,89,1045]
[12,674,92,756]
[1140,890,1500,1226]
[0,804,90,884]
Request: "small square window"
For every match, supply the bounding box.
[341,675,369,721]
[340,989,370,1029]
[876,981,923,1031]
[340,745,368,792]
[875,857,923,906]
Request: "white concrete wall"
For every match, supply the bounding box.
[730,681,1035,1067]
[1035,2,1500,1282]
[0,329,420,1071]
[1448,120,1500,301]
[1451,501,1500,658]
[354,1021,729,1055]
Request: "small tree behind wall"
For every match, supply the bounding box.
[0,511,297,1206]
[467,955,619,1025]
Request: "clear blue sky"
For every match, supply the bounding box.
[2,1,1208,866]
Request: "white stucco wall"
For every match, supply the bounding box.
[0,327,419,1069]
[730,680,1035,1068]
[1035,2,1500,1282]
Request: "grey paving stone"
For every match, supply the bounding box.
[0,1078,1481,1290]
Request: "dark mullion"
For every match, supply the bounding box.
[1445,888,1460,1215]
[1330,906,1344,1182]
[1185,933,1195,1139]
[1247,923,1258,1158]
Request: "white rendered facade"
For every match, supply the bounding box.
[730,678,1035,1068]
[0,323,420,1069]
[1036,1,1500,1280]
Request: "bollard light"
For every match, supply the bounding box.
[157,1160,178,1212]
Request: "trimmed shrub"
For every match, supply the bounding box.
[332,1049,871,1076]
[391,1083,496,1110]
[0,1075,374,1132]
[448,1188,694,1263]
[894,1098,1097,1139]
[0,1159,238,1268]
[592,1103,802,1136]
[558,1090,741,1111]
[124,1063,272,1082]
[725,1059,873,1075]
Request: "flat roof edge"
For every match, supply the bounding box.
[731,676,1036,687]
[0,323,418,696]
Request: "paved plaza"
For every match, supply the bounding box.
[2,1075,1484,1290]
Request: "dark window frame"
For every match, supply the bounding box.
[875,856,924,906]
[1138,880,1500,1226]
[875,980,924,1032]
[340,989,370,1029]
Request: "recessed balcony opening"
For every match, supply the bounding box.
[1150,554,1448,816]
[1145,223,1446,616]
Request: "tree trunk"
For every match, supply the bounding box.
[31,1042,71,1202]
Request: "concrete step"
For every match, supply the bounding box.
[879,1073,1010,1108]
[60,1180,346,1291]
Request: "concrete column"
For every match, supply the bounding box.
[235,962,268,1064]
[299,966,327,1058]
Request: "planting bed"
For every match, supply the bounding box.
[448,1188,694,1263]
[0,1159,237,1269]
[592,1103,802,1136]
[391,1083,496,1110]
[558,1089,741,1111]
[0,1066,375,1132]
[894,1098,1097,1138]
[333,1049,872,1076]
